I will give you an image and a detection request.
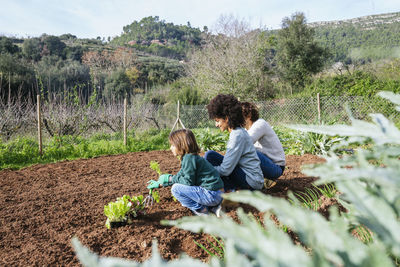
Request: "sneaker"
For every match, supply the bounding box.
[221,198,240,209]
[264,179,277,189]
[192,208,208,216]
[208,204,222,217]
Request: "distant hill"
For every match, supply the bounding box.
[309,12,400,29]
[98,12,400,63]
[309,12,400,62]
[110,16,204,60]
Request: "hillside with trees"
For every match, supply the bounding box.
[311,12,400,62]
[1,12,400,107]
[110,16,205,59]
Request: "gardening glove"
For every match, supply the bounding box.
[147,179,161,189]
[158,174,173,187]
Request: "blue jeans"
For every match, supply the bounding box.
[204,150,251,191]
[257,151,283,180]
[171,184,223,212]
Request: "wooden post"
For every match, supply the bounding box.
[8,72,11,104]
[317,93,321,124]
[37,95,43,156]
[177,100,180,118]
[170,100,185,133]
[123,98,127,146]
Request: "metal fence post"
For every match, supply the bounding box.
[37,95,43,156]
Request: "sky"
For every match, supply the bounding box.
[1,0,399,39]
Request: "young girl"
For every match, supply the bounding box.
[204,94,264,191]
[147,129,224,216]
[242,102,286,189]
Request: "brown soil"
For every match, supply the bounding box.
[0,151,327,266]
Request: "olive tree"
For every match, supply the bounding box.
[276,12,329,94]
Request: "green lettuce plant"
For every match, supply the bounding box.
[104,196,131,228]
[104,194,146,229]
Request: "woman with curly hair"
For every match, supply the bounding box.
[242,102,286,189]
[204,94,264,191]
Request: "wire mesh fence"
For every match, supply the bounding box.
[1,95,399,141]
[179,95,399,128]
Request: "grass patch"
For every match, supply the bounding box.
[0,129,170,170]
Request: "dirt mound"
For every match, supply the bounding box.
[0,151,325,266]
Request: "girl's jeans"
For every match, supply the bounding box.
[171,184,223,212]
[204,150,251,191]
[256,151,284,180]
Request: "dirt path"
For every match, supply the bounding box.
[0,151,325,266]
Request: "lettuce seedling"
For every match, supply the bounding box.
[104,195,131,229]
[149,161,176,202]
[129,195,146,216]
[150,160,162,176]
[104,194,147,229]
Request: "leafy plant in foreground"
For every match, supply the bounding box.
[73,91,400,266]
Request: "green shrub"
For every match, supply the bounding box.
[193,128,228,152]
[302,71,400,97]
[273,126,343,156]
[0,137,40,168]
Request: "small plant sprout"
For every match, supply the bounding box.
[282,225,289,233]
[145,161,164,207]
[151,190,160,203]
[294,187,321,211]
[144,161,162,207]
[280,224,289,233]
[349,224,374,244]
[148,160,177,202]
[194,235,225,259]
[150,160,162,176]
[315,183,337,198]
